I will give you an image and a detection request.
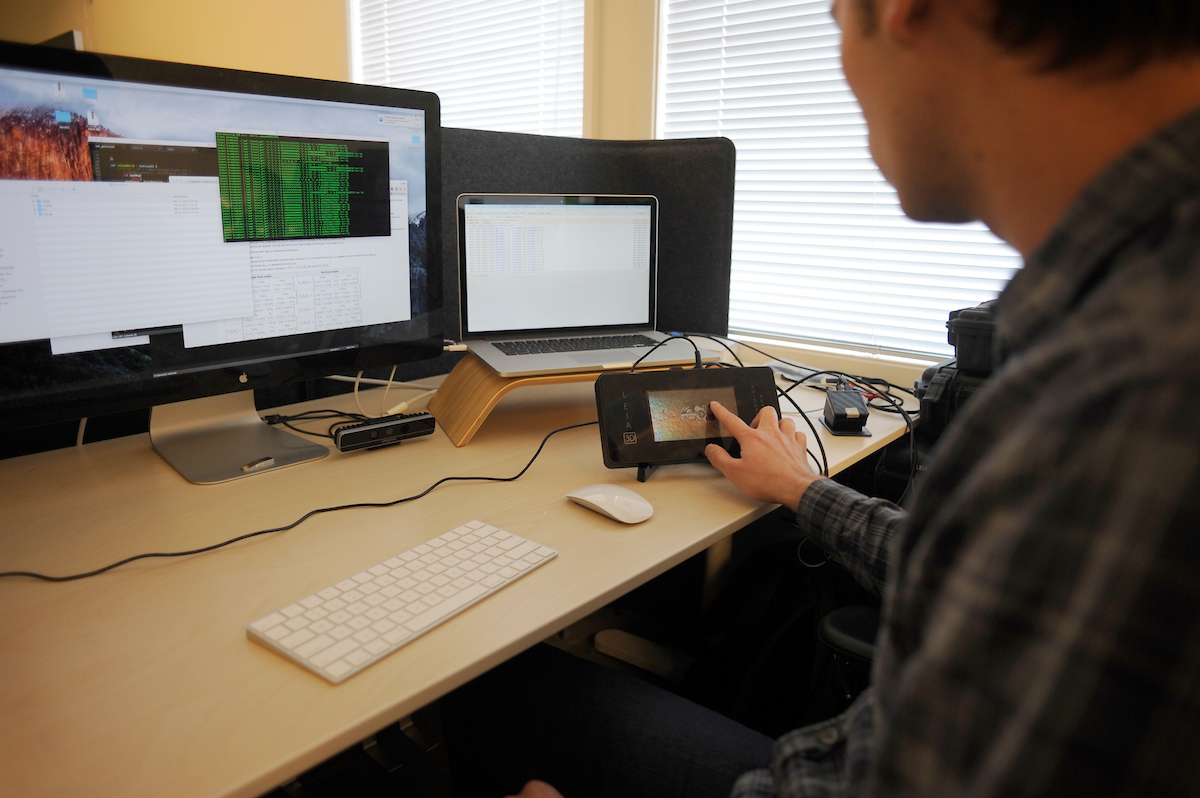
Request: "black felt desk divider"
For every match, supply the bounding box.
[433,128,736,372]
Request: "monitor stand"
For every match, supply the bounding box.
[149,391,328,484]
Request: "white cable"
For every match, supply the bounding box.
[380,365,397,417]
[76,417,87,447]
[353,371,369,418]
[385,389,437,416]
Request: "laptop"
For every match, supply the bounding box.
[457,193,719,378]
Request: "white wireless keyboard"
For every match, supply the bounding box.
[247,521,557,683]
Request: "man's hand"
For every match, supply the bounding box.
[705,401,821,511]
[505,780,564,798]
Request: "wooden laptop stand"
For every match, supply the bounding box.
[427,352,604,446]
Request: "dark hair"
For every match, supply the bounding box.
[851,0,1200,71]
[990,0,1200,71]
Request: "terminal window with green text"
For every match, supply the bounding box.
[215,131,391,243]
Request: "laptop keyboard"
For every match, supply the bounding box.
[494,334,658,356]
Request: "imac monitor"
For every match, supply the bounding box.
[0,42,443,482]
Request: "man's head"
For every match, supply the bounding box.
[834,0,1200,248]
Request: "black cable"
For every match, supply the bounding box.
[776,386,829,477]
[630,334,703,371]
[264,409,370,440]
[0,421,599,583]
[681,333,745,367]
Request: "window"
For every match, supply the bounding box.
[351,0,584,137]
[658,0,1021,356]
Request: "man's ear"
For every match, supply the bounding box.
[879,0,934,46]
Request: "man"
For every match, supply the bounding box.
[450,0,1200,794]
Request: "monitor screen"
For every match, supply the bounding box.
[0,43,442,448]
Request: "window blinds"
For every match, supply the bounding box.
[354,0,584,137]
[658,0,1021,356]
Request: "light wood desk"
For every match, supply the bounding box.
[0,368,912,798]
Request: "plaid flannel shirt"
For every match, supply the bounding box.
[732,105,1200,797]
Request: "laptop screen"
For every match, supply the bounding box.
[458,194,657,336]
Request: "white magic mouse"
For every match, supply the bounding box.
[566,484,654,524]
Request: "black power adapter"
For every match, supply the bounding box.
[822,389,871,436]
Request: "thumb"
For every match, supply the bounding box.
[705,442,736,474]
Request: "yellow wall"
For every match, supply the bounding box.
[0,0,349,82]
[585,0,658,140]
[0,0,656,138]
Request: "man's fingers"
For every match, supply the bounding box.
[705,442,736,473]
[523,781,565,798]
[748,404,781,431]
[708,400,749,435]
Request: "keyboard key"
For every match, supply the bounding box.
[311,639,360,668]
[296,635,334,659]
[251,613,286,632]
[383,627,412,645]
[345,649,373,667]
[325,660,353,678]
[280,629,315,649]
[508,541,538,559]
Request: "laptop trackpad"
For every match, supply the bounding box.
[569,350,639,366]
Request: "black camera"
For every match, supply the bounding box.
[913,300,996,444]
